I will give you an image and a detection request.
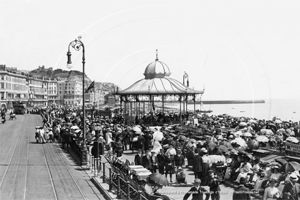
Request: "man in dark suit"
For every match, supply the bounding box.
[183,178,209,200]
[232,177,251,200]
[193,150,203,179]
[134,149,143,165]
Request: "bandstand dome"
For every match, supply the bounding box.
[117,50,204,95]
[144,59,171,79]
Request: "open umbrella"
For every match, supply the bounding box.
[132,126,141,133]
[231,137,247,147]
[247,140,259,150]
[281,162,300,173]
[256,135,269,143]
[286,137,299,144]
[217,145,228,153]
[242,132,252,137]
[149,173,169,186]
[178,135,187,141]
[275,158,287,165]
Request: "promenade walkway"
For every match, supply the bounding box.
[0,114,103,200]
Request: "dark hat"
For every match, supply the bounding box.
[194,178,201,183]
[269,177,278,183]
[240,177,247,184]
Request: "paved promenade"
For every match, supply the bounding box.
[0,114,103,200]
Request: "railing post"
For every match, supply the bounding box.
[138,190,142,200]
[91,155,94,173]
[126,181,130,200]
[109,168,112,190]
[94,158,99,176]
[117,174,120,198]
[98,158,101,175]
[102,162,106,183]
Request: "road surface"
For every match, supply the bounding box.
[0,114,103,200]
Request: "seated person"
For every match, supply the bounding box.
[176,167,187,184]
[144,179,163,195]
[144,179,170,200]
[235,157,252,183]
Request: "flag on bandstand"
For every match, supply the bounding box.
[85,81,95,93]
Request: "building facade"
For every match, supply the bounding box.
[0,65,116,108]
[27,77,48,107]
[0,65,29,107]
[47,79,58,104]
[63,79,83,106]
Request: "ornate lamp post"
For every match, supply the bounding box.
[66,36,88,167]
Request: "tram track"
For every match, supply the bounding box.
[42,143,87,200]
[0,114,102,200]
[0,115,25,190]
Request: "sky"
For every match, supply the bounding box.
[1,0,300,101]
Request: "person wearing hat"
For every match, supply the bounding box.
[149,150,158,173]
[232,177,251,200]
[270,165,282,181]
[183,178,209,200]
[206,170,221,200]
[201,148,211,180]
[282,172,300,199]
[193,149,203,180]
[174,149,184,169]
[263,177,280,200]
[175,167,187,184]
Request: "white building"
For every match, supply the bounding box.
[63,79,82,106]
[0,65,28,107]
[28,76,48,106]
[47,79,58,104]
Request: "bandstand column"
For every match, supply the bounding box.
[138,101,141,119]
[130,101,132,123]
[179,95,182,123]
[162,95,164,113]
[186,94,188,113]
[194,94,196,114]
[120,96,122,113]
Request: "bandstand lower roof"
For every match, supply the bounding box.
[117,77,204,95]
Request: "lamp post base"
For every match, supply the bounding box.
[81,145,89,169]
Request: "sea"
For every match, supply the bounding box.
[168,99,300,122]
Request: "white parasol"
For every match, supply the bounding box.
[256,135,269,143]
[231,137,247,147]
[71,126,79,129]
[242,132,252,137]
[286,137,299,144]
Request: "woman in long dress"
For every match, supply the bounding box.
[263,178,280,200]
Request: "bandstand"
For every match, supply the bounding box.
[115,50,204,123]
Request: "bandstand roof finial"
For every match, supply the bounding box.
[156,49,158,61]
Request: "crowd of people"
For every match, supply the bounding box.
[32,105,300,200]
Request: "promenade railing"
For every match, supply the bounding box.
[88,153,148,200]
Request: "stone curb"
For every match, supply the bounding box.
[91,178,117,200]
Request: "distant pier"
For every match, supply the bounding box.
[189,100,265,104]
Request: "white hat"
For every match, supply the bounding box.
[294,171,300,177]
[201,148,208,153]
[290,173,299,181]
